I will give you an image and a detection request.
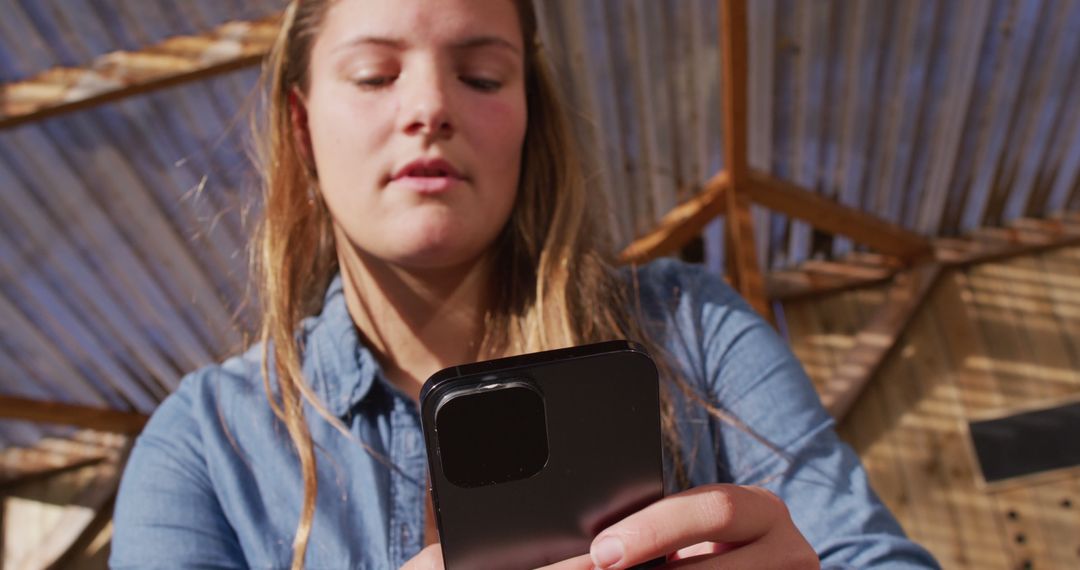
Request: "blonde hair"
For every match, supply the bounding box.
[253,1,690,567]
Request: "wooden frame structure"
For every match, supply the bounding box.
[0,15,280,130]
[619,0,937,421]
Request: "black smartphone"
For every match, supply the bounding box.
[419,340,666,569]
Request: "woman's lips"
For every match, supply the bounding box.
[390,175,461,194]
[390,158,466,195]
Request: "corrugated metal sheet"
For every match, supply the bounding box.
[1,0,1078,446]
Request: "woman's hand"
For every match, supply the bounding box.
[401,544,444,569]
[549,484,819,570]
[403,484,818,569]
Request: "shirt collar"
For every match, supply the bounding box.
[304,273,382,418]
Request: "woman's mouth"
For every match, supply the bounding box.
[391,158,466,195]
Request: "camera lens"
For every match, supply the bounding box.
[435,382,549,488]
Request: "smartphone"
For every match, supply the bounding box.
[420,340,665,569]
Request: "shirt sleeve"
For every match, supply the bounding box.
[686,267,941,569]
[111,374,246,569]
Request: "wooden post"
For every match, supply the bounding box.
[720,0,773,322]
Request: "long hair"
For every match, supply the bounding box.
[252,1,691,567]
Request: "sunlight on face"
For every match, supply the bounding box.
[305,0,527,270]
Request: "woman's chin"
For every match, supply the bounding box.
[379,234,489,271]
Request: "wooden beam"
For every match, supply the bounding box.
[15,444,130,570]
[720,0,750,184]
[771,216,1080,301]
[619,172,729,264]
[819,262,943,421]
[0,455,106,493]
[934,217,1080,268]
[0,14,281,130]
[725,186,773,320]
[745,169,934,262]
[0,396,149,434]
[719,0,771,321]
[767,263,899,302]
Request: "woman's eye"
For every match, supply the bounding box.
[461,76,501,92]
[353,76,395,89]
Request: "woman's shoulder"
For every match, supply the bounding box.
[621,257,762,333]
[143,344,269,438]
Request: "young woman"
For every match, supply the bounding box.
[111,1,939,568]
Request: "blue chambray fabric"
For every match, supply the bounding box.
[111,259,940,569]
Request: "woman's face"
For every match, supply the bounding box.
[304,0,527,270]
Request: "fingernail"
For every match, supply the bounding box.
[591,536,624,569]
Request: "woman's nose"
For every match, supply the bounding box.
[400,65,455,141]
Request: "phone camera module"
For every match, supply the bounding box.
[435,382,549,488]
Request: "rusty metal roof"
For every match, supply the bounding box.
[1,0,1078,445]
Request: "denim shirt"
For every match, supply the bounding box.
[111,259,939,569]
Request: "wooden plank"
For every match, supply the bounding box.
[719,0,750,183]
[871,297,955,564]
[719,0,771,321]
[0,397,148,434]
[762,219,1080,301]
[995,253,1080,568]
[924,277,1014,568]
[724,188,772,320]
[0,433,114,491]
[820,262,943,420]
[941,224,1080,269]
[13,445,129,570]
[746,169,934,261]
[766,265,896,302]
[0,15,281,130]
[619,172,729,264]
[0,455,105,493]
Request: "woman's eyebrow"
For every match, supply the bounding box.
[450,36,521,56]
[332,34,521,56]
[333,35,407,54]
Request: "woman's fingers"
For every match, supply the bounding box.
[588,484,788,569]
[671,541,725,561]
[666,531,820,570]
[400,544,445,570]
[536,552,596,570]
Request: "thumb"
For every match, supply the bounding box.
[401,544,444,570]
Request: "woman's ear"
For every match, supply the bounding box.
[288,87,316,175]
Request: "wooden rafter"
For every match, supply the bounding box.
[0,454,106,493]
[0,396,149,434]
[0,14,281,130]
[621,0,933,326]
[620,172,729,264]
[745,170,934,262]
[719,0,771,322]
[819,262,943,420]
[769,215,1080,301]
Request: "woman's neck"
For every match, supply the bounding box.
[336,243,491,401]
